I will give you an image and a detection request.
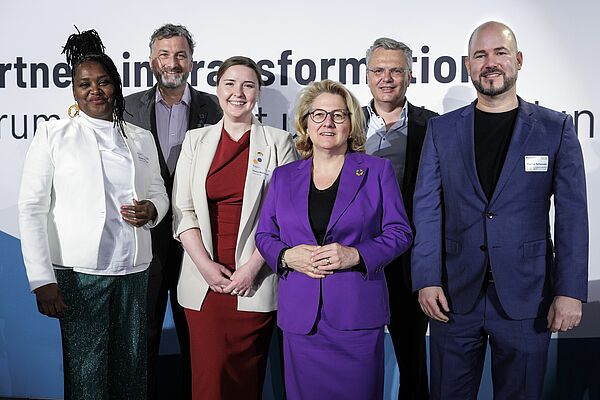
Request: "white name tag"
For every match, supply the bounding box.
[251,165,270,177]
[524,155,548,172]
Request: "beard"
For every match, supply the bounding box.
[154,69,189,89]
[472,67,517,97]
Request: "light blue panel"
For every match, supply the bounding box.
[0,231,63,398]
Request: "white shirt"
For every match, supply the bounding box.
[65,113,147,275]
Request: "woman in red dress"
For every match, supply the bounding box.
[171,56,297,399]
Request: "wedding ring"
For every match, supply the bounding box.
[326,258,331,265]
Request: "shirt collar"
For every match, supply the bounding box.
[155,84,191,107]
[367,98,408,121]
[79,110,115,130]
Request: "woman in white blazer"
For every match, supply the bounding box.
[18,30,168,400]
[172,56,297,400]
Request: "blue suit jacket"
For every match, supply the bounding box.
[411,98,588,320]
[256,152,413,334]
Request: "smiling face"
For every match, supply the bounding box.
[367,48,411,109]
[466,22,522,98]
[72,61,115,121]
[307,93,351,155]
[150,36,193,89]
[216,65,259,124]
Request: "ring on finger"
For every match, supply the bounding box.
[326,257,331,265]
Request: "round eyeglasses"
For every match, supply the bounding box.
[307,109,350,124]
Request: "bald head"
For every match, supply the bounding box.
[468,21,518,56]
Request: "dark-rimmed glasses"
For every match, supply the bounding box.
[307,109,350,124]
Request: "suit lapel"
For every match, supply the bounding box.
[188,85,211,130]
[490,100,535,204]
[141,87,171,186]
[291,158,314,243]
[404,103,426,193]
[326,152,366,235]
[191,122,222,259]
[236,118,270,258]
[458,103,488,202]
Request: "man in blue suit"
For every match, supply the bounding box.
[411,21,588,399]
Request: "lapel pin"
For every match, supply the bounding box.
[355,168,364,176]
[253,151,264,165]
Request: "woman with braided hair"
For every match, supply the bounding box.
[18,28,168,399]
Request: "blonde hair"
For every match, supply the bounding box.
[294,80,366,159]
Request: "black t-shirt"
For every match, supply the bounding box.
[474,107,519,200]
[308,173,341,245]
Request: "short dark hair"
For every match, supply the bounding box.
[216,56,263,88]
[149,24,195,55]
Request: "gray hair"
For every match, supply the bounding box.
[366,37,412,71]
[149,23,195,55]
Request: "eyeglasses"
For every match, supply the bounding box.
[307,109,350,124]
[367,67,409,78]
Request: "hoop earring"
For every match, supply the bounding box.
[68,103,79,118]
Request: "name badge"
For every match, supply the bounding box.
[251,151,269,177]
[251,166,270,177]
[524,155,548,172]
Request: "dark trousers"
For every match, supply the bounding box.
[429,283,551,400]
[57,269,148,400]
[147,239,190,400]
[386,267,430,400]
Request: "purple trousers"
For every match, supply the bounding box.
[282,309,385,400]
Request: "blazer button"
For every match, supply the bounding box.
[486,212,495,219]
[480,245,488,251]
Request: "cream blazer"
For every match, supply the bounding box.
[172,116,297,312]
[18,116,169,291]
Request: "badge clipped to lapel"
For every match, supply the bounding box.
[524,155,548,172]
[251,151,269,177]
[355,168,364,177]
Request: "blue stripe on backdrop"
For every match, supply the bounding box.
[1,231,599,399]
[0,231,63,398]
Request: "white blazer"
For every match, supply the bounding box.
[172,116,297,312]
[18,115,169,291]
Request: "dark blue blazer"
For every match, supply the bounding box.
[411,98,588,319]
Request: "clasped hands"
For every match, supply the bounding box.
[283,243,360,279]
[200,260,259,297]
[120,199,157,227]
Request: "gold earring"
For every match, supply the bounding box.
[68,103,79,118]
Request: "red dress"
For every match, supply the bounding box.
[184,128,275,400]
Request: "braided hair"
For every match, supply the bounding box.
[62,28,126,134]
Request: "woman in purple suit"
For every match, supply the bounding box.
[256,80,413,399]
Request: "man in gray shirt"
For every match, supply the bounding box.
[363,37,438,400]
[124,23,221,400]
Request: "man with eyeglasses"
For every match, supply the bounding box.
[124,23,221,400]
[363,37,438,400]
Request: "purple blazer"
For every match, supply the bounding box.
[256,151,413,334]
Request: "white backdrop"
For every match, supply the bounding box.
[1,0,598,327]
